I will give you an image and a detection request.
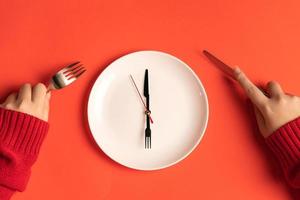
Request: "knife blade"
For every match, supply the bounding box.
[144,69,151,149]
[203,50,235,79]
[144,69,150,128]
[203,50,269,97]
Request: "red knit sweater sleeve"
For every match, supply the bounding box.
[265,117,300,188]
[0,107,48,200]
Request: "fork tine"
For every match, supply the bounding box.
[66,65,84,76]
[66,61,81,69]
[64,64,83,74]
[67,68,86,80]
[74,68,86,78]
[72,66,85,76]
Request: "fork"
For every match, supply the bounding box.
[48,61,86,90]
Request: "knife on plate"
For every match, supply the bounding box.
[144,69,151,149]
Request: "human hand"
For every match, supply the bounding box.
[234,68,300,138]
[0,83,51,122]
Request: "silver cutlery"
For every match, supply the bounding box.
[48,61,86,90]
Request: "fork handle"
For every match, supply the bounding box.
[47,82,55,93]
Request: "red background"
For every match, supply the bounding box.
[0,0,299,199]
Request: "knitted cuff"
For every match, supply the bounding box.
[265,117,300,178]
[0,107,49,191]
[0,107,49,157]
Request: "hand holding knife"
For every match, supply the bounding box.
[203,50,269,97]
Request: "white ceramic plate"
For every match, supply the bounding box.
[88,51,209,170]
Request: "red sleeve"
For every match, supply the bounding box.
[265,117,300,188]
[0,107,48,200]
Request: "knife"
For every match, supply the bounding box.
[203,50,269,96]
[203,50,235,79]
[144,69,151,149]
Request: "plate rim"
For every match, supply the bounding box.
[87,50,209,170]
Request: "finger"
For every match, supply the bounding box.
[233,67,268,107]
[1,93,17,107]
[44,91,51,110]
[18,84,32,102]
[256,83,271,98]
[46,90,51,100]
[42,92,51,122]
[32,83,47,103]
[267,81,284,99]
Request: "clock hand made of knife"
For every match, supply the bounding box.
[144,69,151,149]
[129,70,153,149]
[129,75,153,123]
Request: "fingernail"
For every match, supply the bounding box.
[234,66,240,72]
[233,66,241,77]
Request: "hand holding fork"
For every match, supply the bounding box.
[0,61,86,121]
